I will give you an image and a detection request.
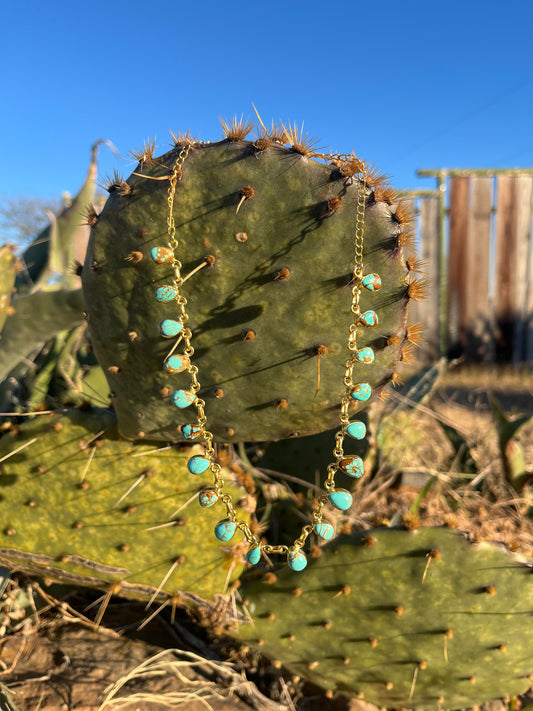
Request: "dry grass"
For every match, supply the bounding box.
[98,649,234,709]
[97,648,289,711]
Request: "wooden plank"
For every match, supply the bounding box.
[512,176,533,364]
[464,177,493,362]
[494,176,518,362]
[526,188,533,366]
[410,196,439,358]
[447,177,470,357]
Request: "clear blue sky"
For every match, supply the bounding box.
[2,0,533,202]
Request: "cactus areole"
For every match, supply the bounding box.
[83,133,417,444]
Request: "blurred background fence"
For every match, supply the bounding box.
[405,169,533,367]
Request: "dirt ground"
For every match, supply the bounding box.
[0,366,531,711]
[0,592,351,711]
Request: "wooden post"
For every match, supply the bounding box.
[415,197,440,358]
[513,176,533,365]
[447,177,470,357]
[494,176,518,362]
[465,177,493,362]
[437,173,447,357]
[527,189,533,367]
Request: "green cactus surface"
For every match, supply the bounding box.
[0,290,85,383]
[16,140,101,292]
[0,245,16,336]
[233,527,533,709]
[0,409,251,601]
[82,136,417,443]
[255,422,369,489]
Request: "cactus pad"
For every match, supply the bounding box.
[83,137,415,443]
[0,245,15,336]
[0,409,250,601]
[0,290,85,383]
[234,527,533,709]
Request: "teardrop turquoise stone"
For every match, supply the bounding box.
[359,310,378,327]
[339,455,364,478]
[163,355,189,374]
[155,285,178,303]
[159,319,183,338]
[350,383,371,402]
[346,421,366,439]
[187,455,210,475]
[361,273,382,291]
[199,488,219,508]
[287,549,307,571]
[314,521,334,541]
[171,389,196,408]
[181,423,203,440]
[328,489,353,511]
[150,246,174,264]
[214,520,237,542]
[246,546,262,565]
[356,347,375,364]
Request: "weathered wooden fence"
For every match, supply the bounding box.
[405,169,533,366]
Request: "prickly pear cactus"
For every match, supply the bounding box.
[0,142,101,394]
[0,290,85,383]
[0,245,16,336]
[82,130,420,443]
[233,527,533,709]
[16,140,101,292]
[0,409,251,601]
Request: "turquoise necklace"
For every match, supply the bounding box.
[150,142,380,571]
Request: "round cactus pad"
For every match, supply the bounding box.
[83,139,415,442]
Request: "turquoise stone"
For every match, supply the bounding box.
[187,455,211,475]
[159,319,183,338]
[155,285,178,303]
[346,421,366,440]
[171,389,196,408]
[181,423,203,440]
[314,520,335,541]
[361,273,382,291]
[214,520,237,542]
[287,549,307,572]
[163,355,189,374]
[339,455,364,478]
[359,310,379,327]
[150,246,174,264]
[356,347,375,364]
[198,488,219,508]
[328,489,353,511]
[246,546,262,565]
[350,383,371,402]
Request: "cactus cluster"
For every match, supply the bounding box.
[0,142,101,404]
[0,119,530,710]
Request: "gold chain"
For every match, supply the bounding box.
[154,142,376,571]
